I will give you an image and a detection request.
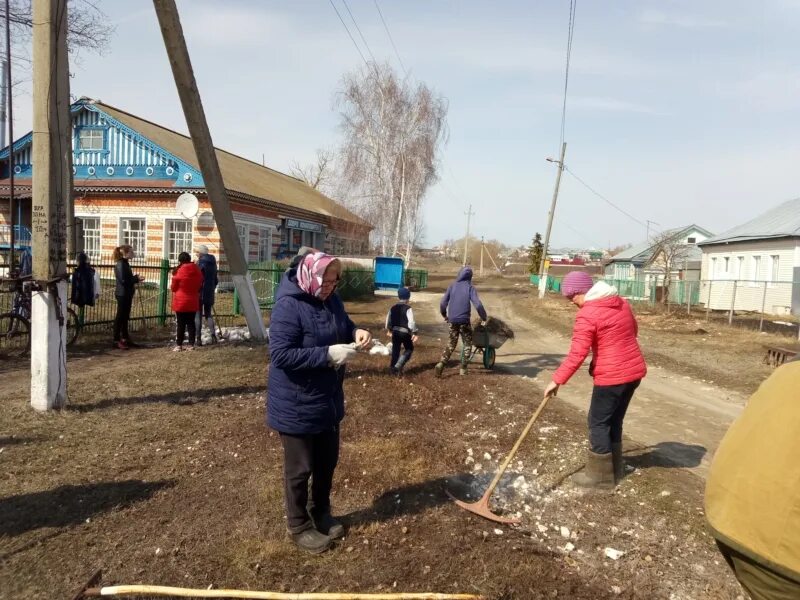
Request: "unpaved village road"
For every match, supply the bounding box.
[414,289,746,477]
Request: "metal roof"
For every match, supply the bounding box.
[698,198,800,246]
[607,224,712,264]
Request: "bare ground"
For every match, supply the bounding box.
[0,293,742,599]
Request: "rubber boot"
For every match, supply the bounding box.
[571,450,615,490]
[311,511,345,540]
[434,362,444,378]
[287,522,332,554]
[611,443,625,483]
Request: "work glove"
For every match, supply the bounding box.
[327,343,358,367]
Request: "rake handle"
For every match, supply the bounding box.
[482,392,555,499]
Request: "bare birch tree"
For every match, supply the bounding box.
[649,231,694,307]
[289,148,335,192]
[336,62,447,261]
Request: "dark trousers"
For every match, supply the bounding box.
[175,312,196,346]
[113,295,133,342]
[588,380,641,454]
[391,330,414,368]
[717,540,800,600]
[279,429,340,529]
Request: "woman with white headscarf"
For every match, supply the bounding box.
[267,251,372,554]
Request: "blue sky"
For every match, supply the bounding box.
[11,0,800,248]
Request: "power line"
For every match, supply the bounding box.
[563,165,659,233]
[373,0,407,77]
[559,0,577,153]
[327,0,370,67]
[342,0,378,65]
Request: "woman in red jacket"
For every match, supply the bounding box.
[170,252,204,351]
[543,271,647,490]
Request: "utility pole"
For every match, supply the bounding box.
[30,0,70,411]
[153,0,265,340]
[646,220,659,241]
[4,0,14,269]
[538,142,566,299]
[462,204,474,266]
[479,236,484,276]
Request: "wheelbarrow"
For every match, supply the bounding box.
[461,328,509,370]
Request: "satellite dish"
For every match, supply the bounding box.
[176,193,199,219]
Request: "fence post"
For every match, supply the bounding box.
[705,280,712,321]
[759,281,768,332]
[158,259,169,326]
[686,281,691,316]
[728,281,737,325]
[233,286,240,316]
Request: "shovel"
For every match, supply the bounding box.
[448,391,556,524]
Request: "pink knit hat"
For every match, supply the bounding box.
[561,271,594,298]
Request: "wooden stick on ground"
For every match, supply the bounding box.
[82,585,485,600]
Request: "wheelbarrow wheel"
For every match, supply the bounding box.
[483,346,496,369]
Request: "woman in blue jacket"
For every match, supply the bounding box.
[267,251,372,554]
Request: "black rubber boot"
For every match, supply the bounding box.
[571,450,615,490]
[287,522,332,554]
[611,443,625,483]
[311,511,345,540]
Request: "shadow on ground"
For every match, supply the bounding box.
[0,479,174,537]
[495,352,565,378]
[67,385,264,413]
[626,441,707,469]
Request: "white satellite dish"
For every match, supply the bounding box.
[176,193,199,219]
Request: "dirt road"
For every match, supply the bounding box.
[416,288,746,477]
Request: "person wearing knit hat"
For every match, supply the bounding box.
[385,286,418,376]
[195,244,219,345]
[542,271,647,490]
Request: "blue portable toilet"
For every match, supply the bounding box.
[374,256,405,291]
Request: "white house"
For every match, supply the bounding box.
[698,198,800,316]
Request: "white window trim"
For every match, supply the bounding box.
[768,255,780,288]
[750,255,762,287]
[119,216,148,259]
[163,218,194,262]
[256,226,273,263]
[77,216,102,260]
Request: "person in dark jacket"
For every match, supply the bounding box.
[435,266,487,377]
[172,252,204,351]
[385,286,418,375]
[112,245,141,350]
[267,251,372,554]
[194,244,219,345]
[70,252,100,308]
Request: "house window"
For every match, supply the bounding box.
[687,237,696,244]
[165,220,193,263]
[78,128,105,151]
[735,256,744,280]
[236,223,249,260]
[770,255,780,282]
[711,257,717,279]
[77,217,101,260]
[120,218,146,258]
[257,227,272,263]
[723,257,730,275]
[752,256,762,281]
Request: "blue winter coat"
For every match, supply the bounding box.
[266,268,357,434]
[197,253,218,305]
[440,267,487,325]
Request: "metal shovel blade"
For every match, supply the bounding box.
[446,490,521,525]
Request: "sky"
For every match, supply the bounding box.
[8,0,800,249]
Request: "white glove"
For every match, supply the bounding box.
[327,343,358,367]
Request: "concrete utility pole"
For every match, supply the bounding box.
[30,0,71,411]
[462,204,474,266]
[4,0,14,268]
[538,142,566,299]
[153,0,265,340]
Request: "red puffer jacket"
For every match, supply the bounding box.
[171,262,203,313]
[553,291,647,386]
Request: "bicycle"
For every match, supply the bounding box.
[0,274,80,358]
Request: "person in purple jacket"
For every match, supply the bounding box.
[434,266,488,377]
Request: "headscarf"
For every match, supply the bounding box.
[297,251,339,298]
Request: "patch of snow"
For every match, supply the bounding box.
[604,547,625,561]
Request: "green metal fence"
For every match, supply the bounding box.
[405,269,428,290]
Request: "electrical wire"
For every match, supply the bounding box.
[327,0,370,68]
[373,0,407,77]
[559,0,577,153]
[341,0,377,65]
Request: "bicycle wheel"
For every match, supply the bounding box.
[66,307,80,346]
[0,312,31,357]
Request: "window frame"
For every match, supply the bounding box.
[119,217,148,259]
[164,218,194,263]
[77,216,101,261]
[257,226,273,263]
[75,126,109,154]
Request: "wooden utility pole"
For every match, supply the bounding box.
[153,0,265,340]
[538,142,566,299]
[30,0,70,411]
[462,204,474,266]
